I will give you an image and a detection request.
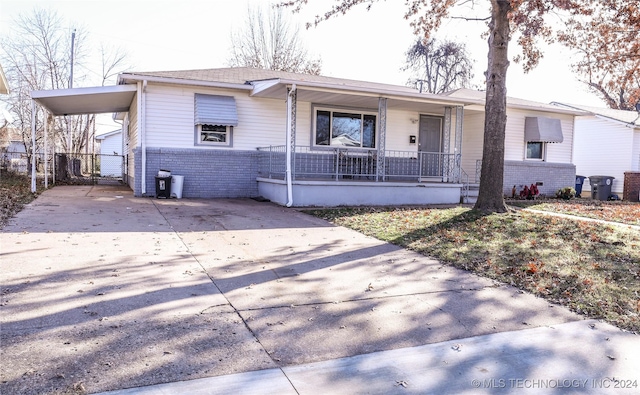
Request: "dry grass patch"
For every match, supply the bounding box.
[510,199,640,226]
[0,171,43,228]
[306,206,640,333]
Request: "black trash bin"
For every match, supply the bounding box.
[589,175,614,201]
[575,175,586,198]
[155,175,172,198]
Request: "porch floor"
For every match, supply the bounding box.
[257,177,464,207]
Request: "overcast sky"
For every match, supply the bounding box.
[1,0,606,133]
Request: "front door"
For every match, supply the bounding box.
[418,115,443,177]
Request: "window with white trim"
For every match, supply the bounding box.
[526,141,545,160]
[194,94,238,147]
[198,124,232,146]
[313,107,376,148]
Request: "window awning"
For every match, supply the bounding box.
[194,94,238,126]
[524,117,563,143]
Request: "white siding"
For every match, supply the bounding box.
[573,116,633,194]
[386,109,420,152]
[141,84,444,152]
[143,85,289,150]
[460,112,484,178]
[127,92,138,182]
[632,128,640,171]
[503,109,574,163]
[138,83,576,175]
[504,110,525,161]
[294,101,312,147]
[459,109,574,181]
[100,133,122,155]
[546,117,575,163]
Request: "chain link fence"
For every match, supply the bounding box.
[0,150,124,185]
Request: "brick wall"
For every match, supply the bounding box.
[134,147,259,198]
[623,172,640,202]
[504,161,576,198]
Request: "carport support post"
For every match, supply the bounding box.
[44,108,48,188]
[31,100,37,192]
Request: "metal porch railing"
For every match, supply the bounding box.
[257,146,462,183]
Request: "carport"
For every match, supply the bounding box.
[29,84,137,191]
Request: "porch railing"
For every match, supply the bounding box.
[257,146,462,183]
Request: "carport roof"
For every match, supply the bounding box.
[30,85,137,116]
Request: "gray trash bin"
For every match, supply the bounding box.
[589,175,614,201]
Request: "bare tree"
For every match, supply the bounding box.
[228,6,321,75]
[403,38,474,94]
[95,43,130,87]
[0,8,131,167]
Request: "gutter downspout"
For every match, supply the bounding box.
[285,84,296,207]
[139,80,147,195]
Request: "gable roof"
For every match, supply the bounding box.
[118,67,477,115]
[119,67,421,94]
[95,129,122,140]
[442,88,585,116]
[552,102,640,128]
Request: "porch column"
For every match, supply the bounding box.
[288,86,297,158]
[377,97,387,181]
[455,106,464,182]
[285,85,297,206]
[443,107,452,155]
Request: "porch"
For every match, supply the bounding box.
[256,145,468,207]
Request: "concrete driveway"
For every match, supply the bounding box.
[1,185,638,394]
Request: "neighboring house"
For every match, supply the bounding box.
[0,123,28,173]
[552,103,640,198]
[31,67,584,206]
[95,129,123,177]
[442,89,582,198]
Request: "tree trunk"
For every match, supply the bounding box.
[474,0,511,213]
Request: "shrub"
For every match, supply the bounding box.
[556,186,576,200]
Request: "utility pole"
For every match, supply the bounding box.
[69,29,75,89]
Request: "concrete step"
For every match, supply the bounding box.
[461,184,479,204]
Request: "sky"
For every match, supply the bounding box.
[0,0,606,134]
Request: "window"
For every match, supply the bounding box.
[526,142,544,160]
[314,107,376,148]
[194,94,238,147]
[524,117,562,161]
[199,124,231,145]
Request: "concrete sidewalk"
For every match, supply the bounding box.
[1,186,637,394]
